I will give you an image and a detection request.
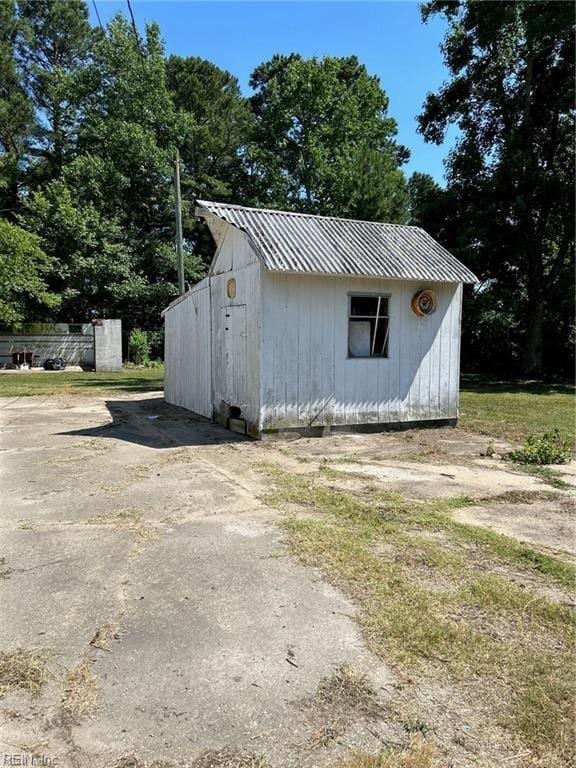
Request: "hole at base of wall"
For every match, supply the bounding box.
[229,406,242,420]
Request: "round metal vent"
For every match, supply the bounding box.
[411,289,437,317]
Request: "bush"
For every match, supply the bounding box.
[507,430,571,465]
[128,328,149,366]
[147,328,164,360]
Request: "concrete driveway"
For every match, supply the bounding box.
[0,394,392,768]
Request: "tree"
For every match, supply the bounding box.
[247,54,409,221]
[16,0,98,184]
[0,218,57,324]
[0,0,34,218]
[23,176,133,321]
[165,55,252,202]
[418,1,575,376]
[27,15,202,326]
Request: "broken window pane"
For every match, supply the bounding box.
[348,295,389,358]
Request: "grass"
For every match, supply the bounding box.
[507,463,571,490]
[0,649,52,698]
[61,659,99,720]
[459,375,575,445]
[335,740,440,768]
[260,464,576,767]
[304,665,381,748]
[0,366,163,397]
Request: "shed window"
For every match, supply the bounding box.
[348,295,389,358]
[68,324,83,334]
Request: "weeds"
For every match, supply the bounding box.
[507,430,571,465]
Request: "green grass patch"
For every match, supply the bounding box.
[0,367,163,397]
[459,376,575,445]
[260,463,576,765]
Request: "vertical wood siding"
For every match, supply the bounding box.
[208,228,262,430]
[260,272,462,429]
[164,279,212,418]
[164,224,464,436]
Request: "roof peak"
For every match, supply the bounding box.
[196,199,419,230]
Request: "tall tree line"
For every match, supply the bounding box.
[0,0,573,376]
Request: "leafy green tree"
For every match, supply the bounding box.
[166,55,252,202]
[23,176,133,320]
[16,0,98,184]
[27,15,202,326]
[0,0,34,218]
[407,172,444,229]
[0,217,57,324]
[418,1,575,375]
[247,54,409,221]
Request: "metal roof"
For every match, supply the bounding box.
[196,200,478,284]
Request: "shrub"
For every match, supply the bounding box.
[128,328,149,366]
[507,430,571,466]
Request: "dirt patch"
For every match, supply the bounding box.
[453,500,575,556]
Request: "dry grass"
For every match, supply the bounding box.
[105,748,266,768]
[304,664,381,748]
[61,659,99,719]
[87,508,159,543]
[0,649,52,698]
[191,748,267,768]
[481,489,561,505]
[315,664,378,713]
[260,464,576,767]
[336,738,441,767]
[89,622,119,651]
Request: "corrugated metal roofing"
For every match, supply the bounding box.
[196,200,478,284]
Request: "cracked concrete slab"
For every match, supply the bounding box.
[0,393,393,768]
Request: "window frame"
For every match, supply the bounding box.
[347,292,391,359]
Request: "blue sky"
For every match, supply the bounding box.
[89,1,455,183]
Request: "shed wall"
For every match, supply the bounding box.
[164,279,212,418]
[209,227,262,433]
[260,272,462,430]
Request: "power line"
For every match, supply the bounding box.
[126,0,145,62]
[91,0,104,31]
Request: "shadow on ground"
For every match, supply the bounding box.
[461,374,574,396]
[58,395,248,449]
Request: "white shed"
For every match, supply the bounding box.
[163,201,477,438]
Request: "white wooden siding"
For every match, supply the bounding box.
[260,272,461,430]
[208,227,262,432]
[164,220,464,437]
[164,279,212,418]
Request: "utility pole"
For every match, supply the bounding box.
[174,149,185,295]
